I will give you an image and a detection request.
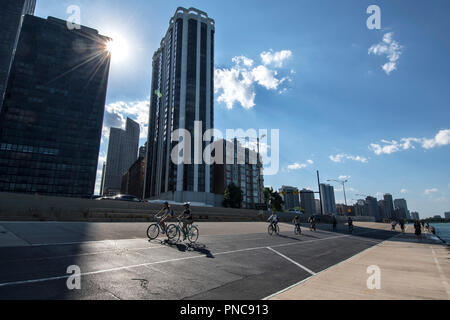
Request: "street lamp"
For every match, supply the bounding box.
[327,179,349,206]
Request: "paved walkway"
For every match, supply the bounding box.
[270,223,450,300]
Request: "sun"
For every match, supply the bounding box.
[106,34,129,62]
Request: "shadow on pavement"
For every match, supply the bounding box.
[160,239,215,258]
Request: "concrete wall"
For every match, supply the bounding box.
[0,192,261,222]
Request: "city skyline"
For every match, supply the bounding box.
[33,0,450,218]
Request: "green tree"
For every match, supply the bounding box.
[263,187,284,212]
[223,183,243,208]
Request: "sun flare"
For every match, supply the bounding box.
[106,34,129,62]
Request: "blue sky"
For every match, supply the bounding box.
[35,0,450,218]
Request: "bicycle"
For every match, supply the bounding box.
[294,224,302,235]
[268,222,280,236]
[309,223,317,232]
[348,224,354,234]
[147,217,169,240]
[166,218,199,243]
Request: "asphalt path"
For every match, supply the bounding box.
[0,222,398,300]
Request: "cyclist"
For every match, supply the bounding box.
[267,212,279,231]
[155,202,173,234]
[308,215,316,232]
[332,216,338,232]
[348,217,354,233]
[292,215,301,234]
[178,202,193,240]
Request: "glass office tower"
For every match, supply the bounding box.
[0,15,111,198]
[0,0,36,107]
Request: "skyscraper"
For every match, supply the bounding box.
[410,212,420,220]
[383,194,395,219]
[102,118,140,196]
[0,0,36,106]
[300,189,316,215]
[394,199,410,219]
[366,196,381,221]
[0,15,111,197]
[320,184,337,215]
[144,7,215,205]
[280,186,300,211]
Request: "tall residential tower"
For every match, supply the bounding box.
[145,7,215,205]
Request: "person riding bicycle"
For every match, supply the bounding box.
[155,202,174,234]
[348,217,354,232]
[177,202,193,240]
[292,215,301,233]
[308,215,316,231]
[267,212,279,229]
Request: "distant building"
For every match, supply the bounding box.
[315,199,322,215]
[280,186,300,211]
[138,143,147,159]
[214,139,264,209]
[102,118,140,196]
[410,212,420,220]
[445,212,450,219]
[320,184,337,215]
[337,204,354,216]
[383,194,395,219]
[121,157,146,199]
[354,200,366,217]
[0,0,36,106]
[394,199,410,219]
[366,196,381,221]
[378,200,386,220]
[300,189,316,215]
[0,15,111,198]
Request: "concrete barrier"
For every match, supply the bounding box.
[0,192,264,222]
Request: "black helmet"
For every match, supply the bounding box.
[184,202,191,207]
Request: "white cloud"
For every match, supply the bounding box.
[287,160,314,171]
[370,129,450,155]
[261,50,293,68]
[232,56,254,67]
[339,175,351,180]
[401,189,408,194]
[215,50,293,109]
[103,100,149,140]
[425,188,439,195]
[329,154,368,164]
[368,32,403,75]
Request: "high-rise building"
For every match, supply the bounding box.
[121,157,146,199]
[0,0,36,107]
[144,7,215,205]
[320,184,337,215]
[394,199,410,219]
[280,186,300,211]
[444,212,450,219]
[300,189,316,215]
[102,118,140,196]
[139,143,147,159]
[315,199,322,215]
[383,194,395,219]
[366,196,381,221]
[214,139,264,209]
[0,15,111,198]
[410,212,420,220]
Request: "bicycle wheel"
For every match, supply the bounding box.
[187,226,199,243]
[166,224,179,241]
[268,225,274,236]
[147,224,160,240]
[295,226,301,235]
[275,224,280,235]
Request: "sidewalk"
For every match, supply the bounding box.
[270,224,450,300]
